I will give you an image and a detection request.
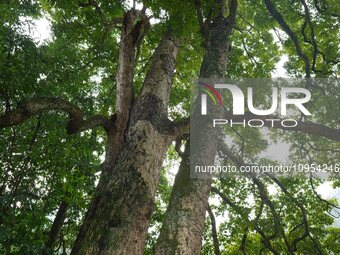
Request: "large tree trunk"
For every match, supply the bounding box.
[154,1,238,254]
[155,145,211,255]
[71,16,179,255]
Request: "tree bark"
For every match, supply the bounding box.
[154,1,238,254]
[104,9,149,165]
[43,201,68,254]
[154,145,211,255]
[71,29,179,255]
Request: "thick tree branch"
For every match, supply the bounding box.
[101,10,150,166]
[139,30,179,114]
[0,97,112,134]
[115,10,149,132]
[254,178,291,252]
[240,227,248,255]
[223,112,340,142]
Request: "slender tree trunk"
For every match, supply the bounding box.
[43,201,68,254]
[155,1,238,254]
[71,25,179,254]
[207,205,221,255]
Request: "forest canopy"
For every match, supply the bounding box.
[0,0,339,254]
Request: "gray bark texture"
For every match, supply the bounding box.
[154,1,238,254]
[154,145,211,255]
[71,25,179,255]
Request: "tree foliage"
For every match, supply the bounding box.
[0,0,339,254]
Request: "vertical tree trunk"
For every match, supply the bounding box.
[71,28,179,254]
[154,145,211,255]
[43,201,68,254]
[155,1,238,254]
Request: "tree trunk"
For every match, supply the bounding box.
[71,29,179,255]
[154,145,211,255]
[43,201,68,254]
[155,1,238,254]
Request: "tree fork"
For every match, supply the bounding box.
[71,26,179,255]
